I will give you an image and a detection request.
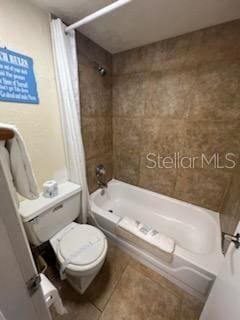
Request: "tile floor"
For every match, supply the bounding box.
[48,242,204,320]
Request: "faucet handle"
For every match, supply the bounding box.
[222,232,240,254]
[96,164,106,177]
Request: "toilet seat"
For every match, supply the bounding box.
[50,222,107,273]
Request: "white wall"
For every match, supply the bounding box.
[0,0,67,189]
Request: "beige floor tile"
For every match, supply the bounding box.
[85,242,131,311]
[180,292,204,320]
[46,242,204,320]
[100,265,182,320]
[128,259,184,298]
[50,280,101,320]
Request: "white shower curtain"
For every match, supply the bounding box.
[50,18,89,223]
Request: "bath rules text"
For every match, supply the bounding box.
[0,47,39,104]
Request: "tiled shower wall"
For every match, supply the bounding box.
[112,19,240,214]
[76,32,113,192]
[221,170,240,234]
[76,20,240,232]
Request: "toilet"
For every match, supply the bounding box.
[19,181,108,294]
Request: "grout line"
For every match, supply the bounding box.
[86,252,131,314]
[177,295,184,320]
[92,303,103,313]
[100,257,131,313]
[218,173,234,218]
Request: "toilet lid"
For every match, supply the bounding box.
[59,225,106,266]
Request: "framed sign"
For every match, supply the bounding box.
[0,47,39,104]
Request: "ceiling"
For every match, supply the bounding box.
[30,0,240,53]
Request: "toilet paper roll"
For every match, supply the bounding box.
[43,180,58,198]
[40,274,67,315]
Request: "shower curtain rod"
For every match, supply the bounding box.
[65,0,131,33]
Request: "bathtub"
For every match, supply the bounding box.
[90,179,224,300]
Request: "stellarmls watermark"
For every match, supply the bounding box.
[145,152,237,169]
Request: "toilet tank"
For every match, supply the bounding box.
[19,182,81,246]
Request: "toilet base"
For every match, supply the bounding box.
[65,259,105,294]
[66,273,97,294]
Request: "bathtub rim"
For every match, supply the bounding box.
[91,178,220,222]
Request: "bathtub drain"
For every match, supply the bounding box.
[108,209,113,213]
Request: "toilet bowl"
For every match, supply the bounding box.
[51,222,108,293]
[19,181,108,294]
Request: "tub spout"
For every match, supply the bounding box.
[98,180,108,195]
[98,180,108,189]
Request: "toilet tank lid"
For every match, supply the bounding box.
[19,181,81,222]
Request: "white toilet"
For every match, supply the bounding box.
[19,181,108,294]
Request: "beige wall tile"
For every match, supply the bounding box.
[141,119,186,157]
[222,172,240,217]
[187,62,240,120]
[76,32,112,71]
[114,153,140,186]
[151,31,202,72]
[144,69,196,118]
[139,157,177,197]
[113,117,142,155]
[112,74,147,117]
[174,169,232,211]
[79,64,112,117]
[77,32,113,192]
[221,172,240,234]
[82,117,112,160]
[183,120,240,169]
[78,20,240,227]
[112,20,240,217]
[113,45,154,75]
[192,19,240,63]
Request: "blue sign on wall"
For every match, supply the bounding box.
[0,47,39,104]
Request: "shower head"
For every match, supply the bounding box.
[98,65,106,76]
[94,62,107,76]
[98,66,106,76]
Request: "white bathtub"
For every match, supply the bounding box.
[90,179,224,300]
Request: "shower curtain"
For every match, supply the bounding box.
[50,18,89,223]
